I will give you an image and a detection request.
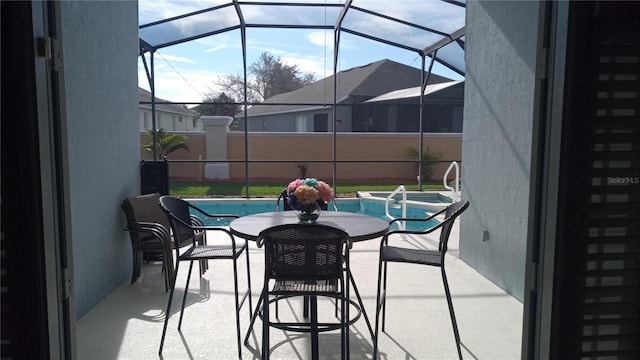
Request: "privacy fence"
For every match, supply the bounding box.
[140,131,462,185]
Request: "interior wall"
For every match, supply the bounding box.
[60,1,139,318]
[461,0,541,302]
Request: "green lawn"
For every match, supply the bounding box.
[169,181,446,197]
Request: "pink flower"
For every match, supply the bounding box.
[316,181,334,202]
[287,178,303,193]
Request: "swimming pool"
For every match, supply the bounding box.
[189,195,442,232]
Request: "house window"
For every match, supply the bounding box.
[313,113,328,132]
[295,115,307,132]
[143,111,151,129]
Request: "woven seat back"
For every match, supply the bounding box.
[123,193,170,230]
[260,224,348,281]
[276,189,292,211]
[121,193,171,248]
[159,196,197,248]
[438,200,469,253]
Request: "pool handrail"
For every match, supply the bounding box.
[385,185,407,230]
[443,161,460,202]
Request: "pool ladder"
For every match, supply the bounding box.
[385,185,407,230]
[444,161,460,202]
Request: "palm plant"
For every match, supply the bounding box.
[141,128,189,158]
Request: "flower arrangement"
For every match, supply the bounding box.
[286,178,333,219]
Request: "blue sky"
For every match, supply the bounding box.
[138,0,465,104]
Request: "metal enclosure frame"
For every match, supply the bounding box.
[138,0,466,192]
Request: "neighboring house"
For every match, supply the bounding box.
[138,87,200,131]
[237,59,464,133]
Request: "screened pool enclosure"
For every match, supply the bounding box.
[138,0,467,192]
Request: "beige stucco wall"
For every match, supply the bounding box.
[228,133,461,182]
[141,132,461,183]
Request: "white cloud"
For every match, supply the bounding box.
[193,34,240,54]
[280,55,331,78]
[205,44,228,53]
[307,31,334,47]
[138,66,225,103]
[155,52,196,64]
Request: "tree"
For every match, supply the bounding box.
[215,51,316,103]
[141,128,189,158]
[194,91,241,118]
[194,91,242,131]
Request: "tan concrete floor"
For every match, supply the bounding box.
[77,222,523,360]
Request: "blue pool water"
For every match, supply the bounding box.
[189,196,441,232]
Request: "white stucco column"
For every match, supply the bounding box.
[201,116,232,179]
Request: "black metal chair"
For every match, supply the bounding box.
[276,188,332,211]
[257,224,352,360]
[276,189,292,211]
[373,200,469,360]
[157,195,252,359]
[120,193,174,291]
[275,188,335,319]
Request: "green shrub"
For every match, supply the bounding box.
[409,146,442,181]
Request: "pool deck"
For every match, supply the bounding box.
[77,216,523,359]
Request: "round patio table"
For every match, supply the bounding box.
[230,210,389,353]
[229,210,390,242]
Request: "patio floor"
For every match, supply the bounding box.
[77,221,523,360]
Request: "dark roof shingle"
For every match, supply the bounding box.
[244,59,451,116]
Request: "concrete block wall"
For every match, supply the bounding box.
[461,0,541,302]
[60,1,140,318]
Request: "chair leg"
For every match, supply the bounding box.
[157,248,169,292]
[303,296,310,318]
[244,292,264,345]
[261,288,270,360]
[131,250,139,284]
[310,296,319,360]
[442,266,463,360]
[163,247,174,293]
[159,260,181,354]
[381,260,389,332]
[178,261,195,331]
[373,258,385,360]
[161,256,168,292]
[245,245,253,320]
[232,258,243,359]
[344,276,350,360]
[198,232,208,276]
[199,259,208,277]
[341,294,346,360]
